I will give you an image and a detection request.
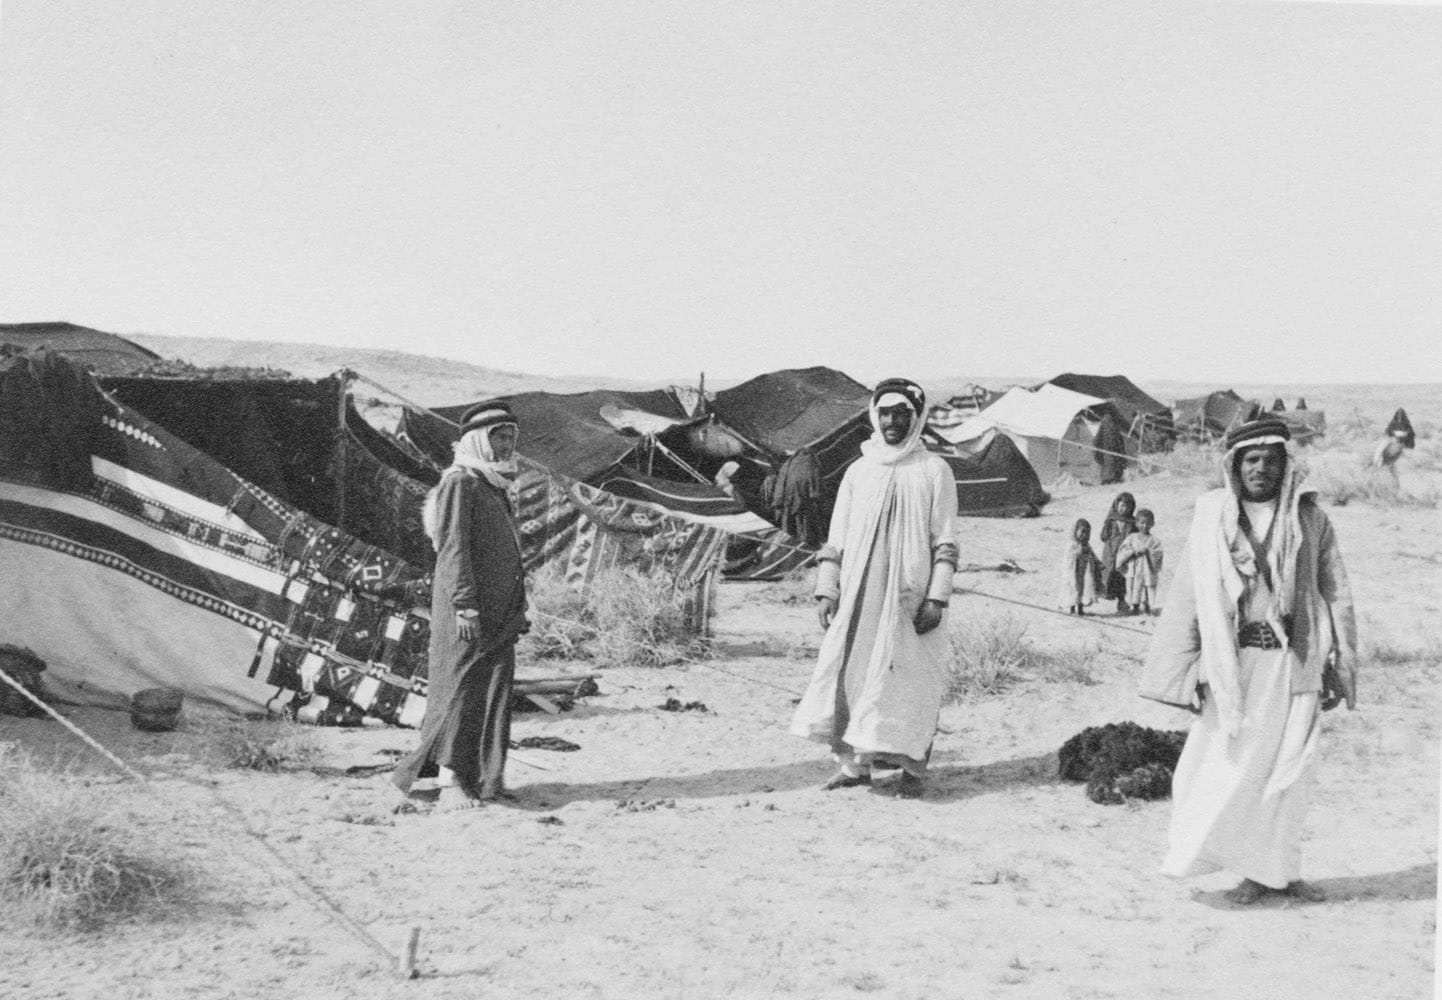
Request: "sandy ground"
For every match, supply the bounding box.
[2,459,1438,1000]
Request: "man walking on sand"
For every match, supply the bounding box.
[790,378,959,799]
[393,400,529,811]
[1140,415,1357,903]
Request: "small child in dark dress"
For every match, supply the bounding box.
[1099,492,1138,614]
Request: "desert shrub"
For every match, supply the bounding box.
[0,746,191,931]
[946,611,1105,701]
[1306,461,1437,508]
[521,565,709,667]
[520,566,598,660]
[946,610,1032,699]
[203,718,323,772]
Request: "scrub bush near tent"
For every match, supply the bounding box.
[206,717,324,772]
[0,746,192,932]
[522,565,710,667]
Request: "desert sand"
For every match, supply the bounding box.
[1,397,1438,1000]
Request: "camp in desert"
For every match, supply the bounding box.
[2,4,1439,1000]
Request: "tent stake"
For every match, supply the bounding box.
[399,926,421,979]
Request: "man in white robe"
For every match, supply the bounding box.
[1140,415,1357,904]
[790,379,959,799]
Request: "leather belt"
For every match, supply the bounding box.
[1238,621,1283,650]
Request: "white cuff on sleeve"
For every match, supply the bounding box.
[815,558,841,601]
[925,563,954,605]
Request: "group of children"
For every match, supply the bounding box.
[1059,491,1164,617]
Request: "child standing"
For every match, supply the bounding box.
[1057,518,1103,615]
[1114,508,1164,615]
[1099,491,1137,614]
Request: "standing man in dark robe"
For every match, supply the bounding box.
[394,400,529,811]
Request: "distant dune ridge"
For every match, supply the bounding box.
[128,333,1436,422]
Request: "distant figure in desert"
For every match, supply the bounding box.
[392,400,530,811]
[1140,415,1357,905]
[790,378,959,799]
[1369,406,1415,479]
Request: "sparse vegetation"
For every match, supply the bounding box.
[946,611,1032,699]
[521,565,711,667]
[1361,619,1442,668]
[203,717,324,772]
[0,746,192,932]
[1306,460,1441,509]
[945,610,1100,701]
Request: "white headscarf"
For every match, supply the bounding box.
[448,426,518,491]
[421,424,519,547]
[859,387,927,466]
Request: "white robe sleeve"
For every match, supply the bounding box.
[924,459,959,604]
[813,467,853,601]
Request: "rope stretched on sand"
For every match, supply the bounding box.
[959,588,1154,638]
[0,668,408,974]
[0,670,148,781]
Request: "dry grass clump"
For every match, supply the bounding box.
[522,565,710,667]
[945,611,1100,701]
[202,717,324,772]
[946,611,1032,699]
[0,746,192,932]
[1307,461,1439,509]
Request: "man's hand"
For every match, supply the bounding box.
[816,596,838,632]
[913,599,944,635]
[1321,661,1355,711]
[457,613,480,643]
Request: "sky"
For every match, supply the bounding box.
[1,1,1439,386]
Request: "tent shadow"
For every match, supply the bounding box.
[512,750,1063,810]
[1191,862,1437,910]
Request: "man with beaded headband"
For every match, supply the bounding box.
[1140,414,1357,903]
[790,378,959,799]
[393,400,529,811]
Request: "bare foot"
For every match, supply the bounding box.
[822,771,871,790]
[1226,878,1272,905]
[437,785,484,812]
[1284,880,1326,902]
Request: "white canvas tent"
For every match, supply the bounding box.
[939,383,1108,484]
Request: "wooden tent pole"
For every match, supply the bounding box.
[334,370,352,531]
